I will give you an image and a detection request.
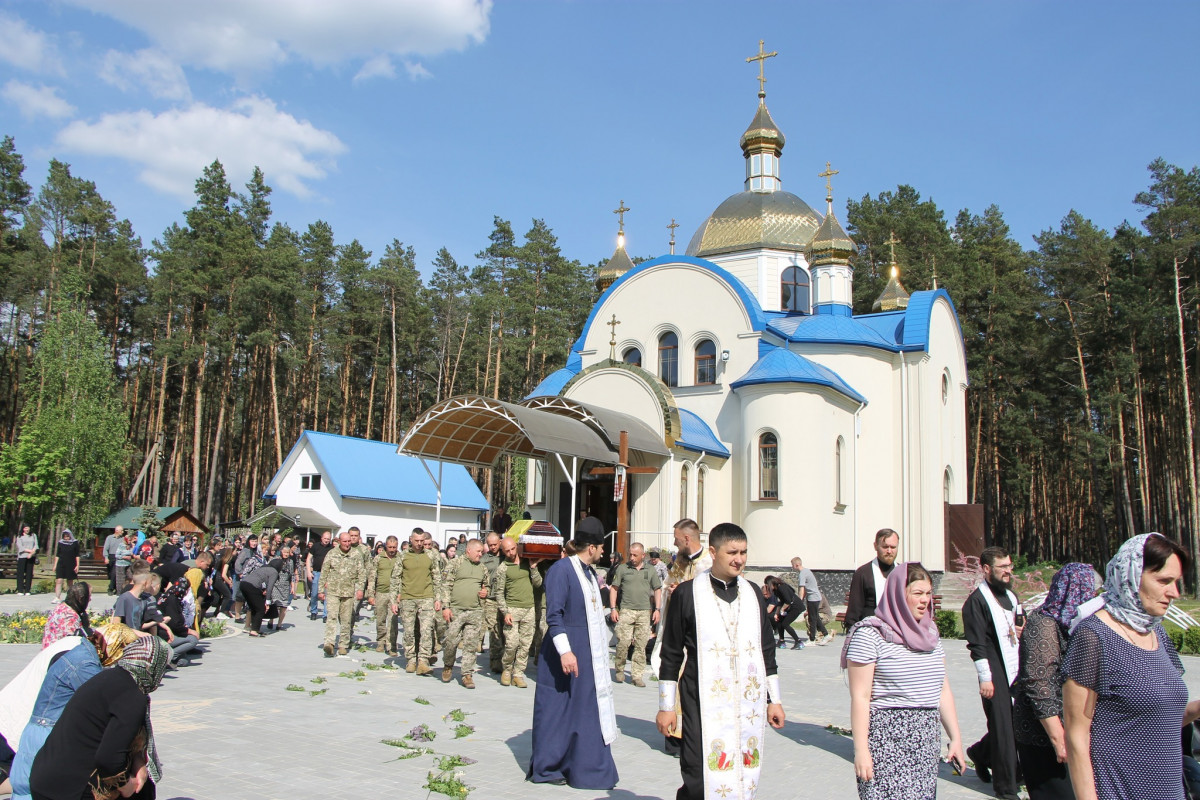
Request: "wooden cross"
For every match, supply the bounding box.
[613,200,630,233]
[607,314,621,360]
[886,231,901,264]
[818,161,839,205]
[588,430,660,559]
[746,40,777,95]
[667,218,679,254]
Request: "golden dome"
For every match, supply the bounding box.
[740,99,786,156]
[807,210,856,267]
[685,190,822,258]
[596,240,635,292]
[873,265,910,312]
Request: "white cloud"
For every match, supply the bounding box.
[2,80,76,120]
[54,97,346,200]
[404,61,432,81]
[62,0,492,76]
[100,48,191,101]
[0,13,64,75]
[353,54,395,83]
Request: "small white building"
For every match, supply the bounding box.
[264,431,489,548]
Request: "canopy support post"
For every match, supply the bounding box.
[420,459,444,547]
[554,453,578,539]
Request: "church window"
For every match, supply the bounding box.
[942,370,950,405]
[758,433,779,500]
[835,436,846,509]
[623,347,641,368]
[680,464,689,520]
[659,332,679,387]
[696,466,706,531]
[695,339,716,385]
[781,267,810,313]
[944,467,953,504]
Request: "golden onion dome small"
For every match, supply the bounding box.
[596,241,635,292]
[739,98,786,156]
[807,210,856,267]
[686,190,821,258]
[873,264,911,312]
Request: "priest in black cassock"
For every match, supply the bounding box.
[527,527,618,789]
[657,523,785,800]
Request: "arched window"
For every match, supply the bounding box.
[680,463,689,520]
[944,467,953,504]
[835,436,845,508]
[659,332,678,387]
[695,339,716,385]
[758,432,779,500]
[696,466,706,531]
[623,347,641,367]
[942,369,950,405]
[781,267,810,313]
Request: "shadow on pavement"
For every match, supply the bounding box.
[504,728,533,771]
[616,714,666,750]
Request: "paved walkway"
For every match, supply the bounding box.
[3,591,1200,800]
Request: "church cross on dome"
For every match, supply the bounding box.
[613,200,630,234]
[607,314,621,360]
[746,40,777,97]
[886,231,902,265]
[818,161,840,212]
[667,218,679,254]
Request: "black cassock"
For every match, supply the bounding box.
[962,586,1019,799]
[658,574,778,800]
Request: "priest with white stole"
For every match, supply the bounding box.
[527,527,618,790]
[843,528,900,631]
[656,523,785,800]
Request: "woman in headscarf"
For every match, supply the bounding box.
[265,542,296,631]
[1064,533,1200,800]
[42,581,92,649]
[1011,563,1095,800]
[52,529,80,601]
[10,623,140,800]
[156,572,200,664]
[844,562,967,800]
[239,559,279,637]
[29,635,169,800]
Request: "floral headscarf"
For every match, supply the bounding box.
[841,562,940,667]
[1036,562,1097,630]
[1071,533,1170,634]
[94,620,142,667]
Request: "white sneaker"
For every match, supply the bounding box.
[215,613,231,620]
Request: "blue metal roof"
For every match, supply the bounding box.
[525,366,578,400]
[731,346,867,405]
[763,289,959,354]
[898,288,963,349]
[675,408,730,458]
[572,255,766,354]
[302,431,488,510]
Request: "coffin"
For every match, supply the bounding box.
[517,521,563,559]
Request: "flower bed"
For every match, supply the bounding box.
[0,610,48,644]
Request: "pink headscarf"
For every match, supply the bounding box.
[840,562,940,667]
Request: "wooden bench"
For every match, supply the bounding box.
[835,592,942,630]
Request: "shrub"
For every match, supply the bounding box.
[1184,626,1200,655]
[1169,628,1185,653]
[935,610,959,640]
[33,578,55,594]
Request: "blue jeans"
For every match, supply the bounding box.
[309,571,326,617]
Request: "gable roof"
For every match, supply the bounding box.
[95,506,184,530]
[269,431,488,511]
[731,346,867,405]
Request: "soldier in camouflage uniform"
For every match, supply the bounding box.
[423,531,449,663]
[609,542,662,686]
[438,539,489,689]
[367,535,401,655]
[319,531,367,656]
[349,526,373,622]
[389,529,442,674]
[480,533,504,673]
[492,536,544,687]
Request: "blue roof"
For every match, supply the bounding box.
[572,255,766,354]
[762,288,960,354]
[675,408,730,458]
[297,431,488,510]
[526,366,578,400]
[730,346,867,405]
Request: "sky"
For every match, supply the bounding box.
[2,1,1198,278]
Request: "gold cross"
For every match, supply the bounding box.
[667,218,679,254]
[818,161,839,205]
[613,200,630,233]
[745,39,778,96]
[886,231,901,264]
[607,314,621,360]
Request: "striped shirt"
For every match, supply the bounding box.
[846,626,945,709]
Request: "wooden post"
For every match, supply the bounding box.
[589,429,658,560]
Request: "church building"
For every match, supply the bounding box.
[520,47,969,571]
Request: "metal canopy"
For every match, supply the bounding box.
[520,396,669,457]
[398,395,617,468]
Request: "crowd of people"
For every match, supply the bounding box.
[6,516,1200,799]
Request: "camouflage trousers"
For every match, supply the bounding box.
[613,608,653,680]
[374,591,398,653]
[400,597,436,663]
[502,605,537,676]
[481,598,503,670]
[442,607,484,676]
[323,595,356,652]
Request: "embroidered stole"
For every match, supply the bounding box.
[870,559,888,605]
[568,556,617,745]
[694,571,767,800]
[976,583,1020,687]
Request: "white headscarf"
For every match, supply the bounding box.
[1071,533,1168,634]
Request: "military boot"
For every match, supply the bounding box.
[512,674,527,689]
[405,661,417,673]
[441,667,453,683]
[416,660,432,675]
[461,674,475,689]
[500,670,512,686]
[323,643,335,657]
